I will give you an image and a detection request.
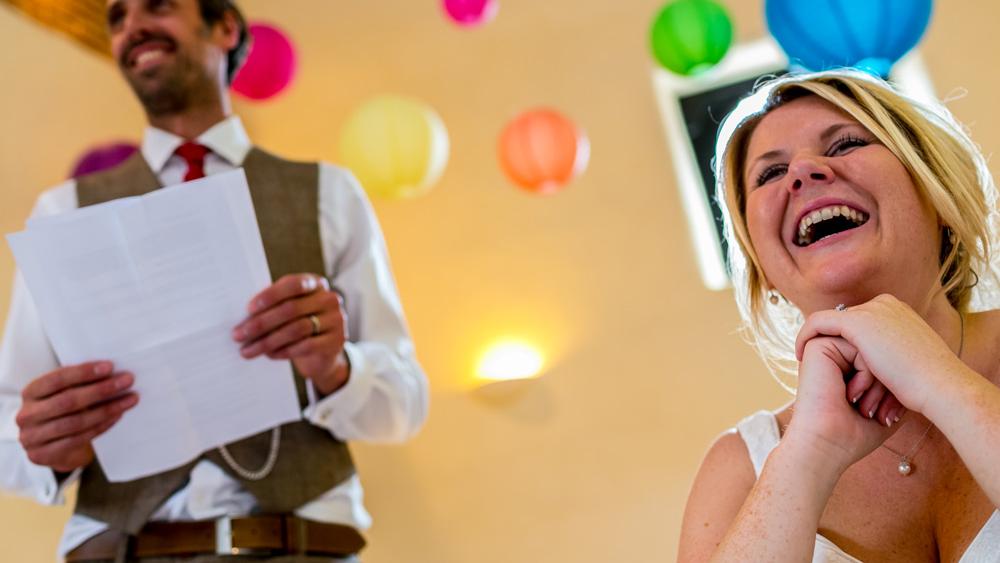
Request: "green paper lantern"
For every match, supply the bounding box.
[649,0,733,76]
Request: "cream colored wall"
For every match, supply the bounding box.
[1,1,998,561]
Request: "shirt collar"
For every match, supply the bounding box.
[141,115,252,173]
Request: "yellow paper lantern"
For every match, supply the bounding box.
[338,95,450,199]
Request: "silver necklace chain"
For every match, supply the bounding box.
[217,426,281,481]
[879,311,964,475]
[881,421,933,460]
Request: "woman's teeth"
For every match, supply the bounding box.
[796,205,869,246]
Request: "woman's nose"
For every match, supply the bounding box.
[787,155,835,192]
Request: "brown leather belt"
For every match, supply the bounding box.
[65,514,366,561]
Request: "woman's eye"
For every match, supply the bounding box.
[755,164,787,187]
[828,134,869,155]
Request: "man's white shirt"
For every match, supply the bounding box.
[0,116,428,557]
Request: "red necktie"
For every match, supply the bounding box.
[175,142,211,181]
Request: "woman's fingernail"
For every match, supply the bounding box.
[885,416,893,427]
[868,408,875,418]
[851,394,861,404]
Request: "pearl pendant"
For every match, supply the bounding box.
[898,458,912,476]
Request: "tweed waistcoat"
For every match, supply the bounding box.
[72,147,356,534]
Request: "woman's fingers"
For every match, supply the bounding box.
[845,368,874,406]
[796,309,854,360]
[857,379,886,421]
[876,392,906,428]
[845,352,906,426]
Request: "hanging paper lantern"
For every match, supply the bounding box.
[231,22,297,101]
[497,108,589,195]
[765,0,933,77]
[70,141,138,178]
[649,0,733,76]
[442,0,499,27]
[338,95,450,199]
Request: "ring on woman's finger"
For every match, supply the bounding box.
[308,314,322,336]
[835,303,848,312]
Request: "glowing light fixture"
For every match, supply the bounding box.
[476,340,545,382]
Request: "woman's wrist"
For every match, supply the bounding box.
[778,427,855,485]
[922,363,994,435]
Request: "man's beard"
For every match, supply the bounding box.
[119,24,219,118]
[124,54,215,117]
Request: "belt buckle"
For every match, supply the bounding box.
[215,516,277,556]
[215,516,236,555]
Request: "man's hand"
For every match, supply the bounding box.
[233,274,350,395]
[15,361,138,473]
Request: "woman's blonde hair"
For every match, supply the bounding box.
[714,69,1000,392]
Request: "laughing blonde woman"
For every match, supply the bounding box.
[678,70,1000,562]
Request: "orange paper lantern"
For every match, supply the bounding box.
[498,108,589,194]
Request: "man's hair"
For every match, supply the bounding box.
[713,69,1000,391]
[198,0,250,85]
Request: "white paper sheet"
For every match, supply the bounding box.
[6,169,301,482]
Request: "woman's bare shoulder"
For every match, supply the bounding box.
[700,427,756,484]
[677,421,759,561]
[679,403,796,560]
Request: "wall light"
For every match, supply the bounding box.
[475,340,545,383]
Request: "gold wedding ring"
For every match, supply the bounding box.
[309,314,321,336]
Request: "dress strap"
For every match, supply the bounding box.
[958,509,1000,562]
[735,410,781,478]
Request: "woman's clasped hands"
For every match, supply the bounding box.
[786,294,970,469]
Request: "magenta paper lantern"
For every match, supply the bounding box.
[442,0,499,27]
[70,142,138,178]
[231,23,297,101]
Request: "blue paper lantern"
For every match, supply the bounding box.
[765,0,933,77]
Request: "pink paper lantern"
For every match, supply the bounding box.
[498,108,589,195]
[70,141,139,178]
[442,0,499,27]
[231,23,297,101]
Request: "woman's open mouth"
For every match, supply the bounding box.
[795,205,869,247]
